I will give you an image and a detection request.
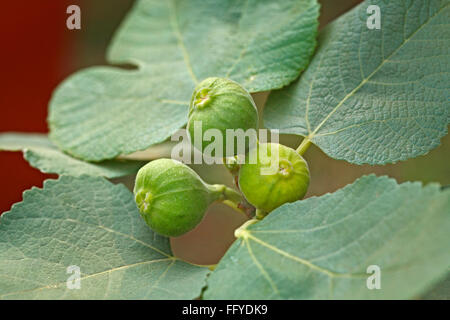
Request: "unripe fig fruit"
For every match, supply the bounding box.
[238,143,310,214]
[187,77,258,157]
[134,159,222,237]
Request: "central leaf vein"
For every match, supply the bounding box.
[246,232,367,279]
[169,0,198,84]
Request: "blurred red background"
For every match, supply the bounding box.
[0,1,134,214]
[0,2,72,213]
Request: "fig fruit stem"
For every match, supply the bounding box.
[222,200,248,217]
[296,136,312,156]
[223,156,240,177]
[208,184,248,217]
[255,209,268,220]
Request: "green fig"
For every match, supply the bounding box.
[238,143,310,215]
[134,159,228,237]
[187,77,258,157]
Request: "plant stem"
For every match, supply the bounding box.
[223,156,240,176]
[296,136,312,156]
[221,200,246,216]
[234,218,259,238]
[208,184,247,217]
[255,209,267,220]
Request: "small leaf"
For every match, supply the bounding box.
[204,175,450,299]
[49,0,320,161]
[264,0,449,164]
[0,133,145,178]
[0,176,209,299]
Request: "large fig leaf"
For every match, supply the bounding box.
[49,0,320,161]
[265,0,449,164]
[0,133,145,178]
[205,175,450,299]
[0,176,209,299]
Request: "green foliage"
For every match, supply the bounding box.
[265,0,449,164]
[48,0,320,161]
[0,176,209,299]
[0,0,449,301]
[422,274,450,299]
[205,175,450,299]
[0,133,144,178]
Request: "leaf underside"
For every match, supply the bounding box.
[49,0,320,161]
[0,176,209,299]
[205,175,450,299]
[0,133,145,179]
[264,0,450,164]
